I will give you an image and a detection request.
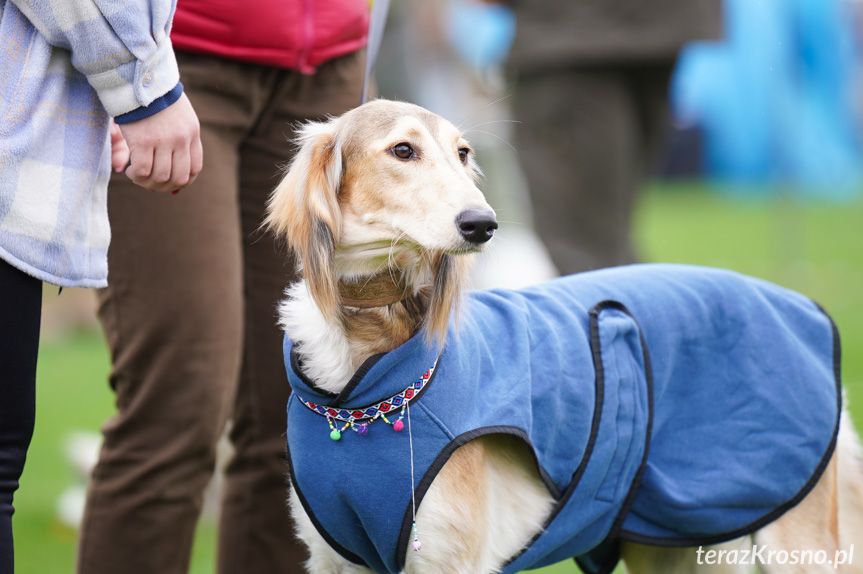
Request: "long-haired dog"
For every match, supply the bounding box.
[267,99,863,574]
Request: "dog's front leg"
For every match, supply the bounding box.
[404,436,555,574]
[288,488,375,574]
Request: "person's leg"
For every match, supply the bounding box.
[76,53,260,574]
[0,260,41,574]
[217,50,365,574]
[513,65,645,274]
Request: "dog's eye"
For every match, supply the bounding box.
[458,147,470,164]
[392,143,415,160]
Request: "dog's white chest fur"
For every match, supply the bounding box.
[279,282,356,393]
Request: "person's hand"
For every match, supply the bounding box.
[116,92,203,193]
[110,120,130,174]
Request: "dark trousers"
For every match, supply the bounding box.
[0,259,41,574]
[77,50,364,574]
[513,62,676,274]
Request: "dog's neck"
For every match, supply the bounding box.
[279,277,429,394]
[337,272,410,308]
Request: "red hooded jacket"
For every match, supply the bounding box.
[170,0,369,74]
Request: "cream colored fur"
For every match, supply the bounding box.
[268,99,863,574]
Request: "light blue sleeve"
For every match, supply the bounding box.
[8,0,180,116]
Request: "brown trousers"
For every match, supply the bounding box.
[513,62,676,274]
[77,50,364,574]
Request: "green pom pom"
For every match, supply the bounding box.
[330,429,341,441]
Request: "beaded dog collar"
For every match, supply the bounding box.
[296,356,439,441]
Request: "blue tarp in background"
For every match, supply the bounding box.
[672,0,863,199]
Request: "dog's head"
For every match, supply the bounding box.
[266,100,497,342]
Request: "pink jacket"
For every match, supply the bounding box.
[170,0,369,73]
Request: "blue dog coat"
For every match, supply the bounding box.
[284,264,840,574]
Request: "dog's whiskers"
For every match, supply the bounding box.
[460,129,519,155]
[456,94,513,131]
[460,118,521,134]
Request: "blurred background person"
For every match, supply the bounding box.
[506,0,723,274]
[75,2,368,574]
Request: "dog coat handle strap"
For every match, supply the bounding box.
[361,0,391,105]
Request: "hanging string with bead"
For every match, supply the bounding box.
[296,358,438,554]
[407,400,421,552]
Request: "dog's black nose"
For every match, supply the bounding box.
[456,209,498,244]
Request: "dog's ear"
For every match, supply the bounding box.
[424,253,471,346]
[266,119,343,321]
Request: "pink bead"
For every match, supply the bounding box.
[412,540,422,552]
[393,420,404,432]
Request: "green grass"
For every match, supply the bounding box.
[13,183,863,574]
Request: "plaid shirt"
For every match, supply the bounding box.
[0,0,179,287]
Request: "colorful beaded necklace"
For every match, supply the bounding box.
[296,356,438,440]
[295,356,439,555]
